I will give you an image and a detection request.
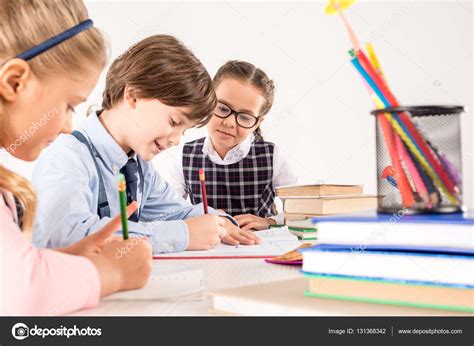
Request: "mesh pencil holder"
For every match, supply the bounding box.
[371,105,466,215]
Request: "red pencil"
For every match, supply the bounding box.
[199,168,209,214]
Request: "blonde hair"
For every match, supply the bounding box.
[0,0,107,233]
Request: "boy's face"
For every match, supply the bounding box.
[123,97,194,161]
[0,59,100,161]
[207,78,265,155]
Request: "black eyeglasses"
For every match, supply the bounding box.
[214,101,259,129]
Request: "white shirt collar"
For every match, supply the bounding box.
[202,133,255,165]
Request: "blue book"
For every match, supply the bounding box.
[300,244,474,286]
[302,243,474,256]
[311,210,474,225]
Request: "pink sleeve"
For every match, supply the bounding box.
[0,206,100,316]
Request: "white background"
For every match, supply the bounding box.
[3,0,473,208]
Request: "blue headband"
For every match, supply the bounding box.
[15,19,94,61]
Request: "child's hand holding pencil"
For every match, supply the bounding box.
[59,201,153,297]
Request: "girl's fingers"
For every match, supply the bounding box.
[234,215,252,224]
[237,219,251,227]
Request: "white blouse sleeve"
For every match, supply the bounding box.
[161,147,188,199]
[272,144,298,188]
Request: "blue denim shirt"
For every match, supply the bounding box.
[32,113,235,253]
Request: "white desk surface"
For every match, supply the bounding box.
[70,258,470,316]
[71,258,301,316]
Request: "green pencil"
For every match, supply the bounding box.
[117,173,129,240]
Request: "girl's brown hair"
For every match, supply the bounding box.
[213,60,275,141]
[0,0,107,234]
[101,35,217,127]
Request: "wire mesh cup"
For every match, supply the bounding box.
[371,105,466,214]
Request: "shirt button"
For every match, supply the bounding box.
[167,243,175,252]
[112,164,119,172]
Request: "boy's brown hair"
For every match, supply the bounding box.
[102,35,216,127]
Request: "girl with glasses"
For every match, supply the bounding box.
[168,60,298,231]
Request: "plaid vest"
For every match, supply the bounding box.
[182,137,276,217]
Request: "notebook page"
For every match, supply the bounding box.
[154,226,301,258]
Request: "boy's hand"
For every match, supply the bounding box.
[57,202,139,257]
[221,218,261,246]
[185,214,227,250]
[234,213,276,231]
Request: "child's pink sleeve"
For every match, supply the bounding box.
[0,206,100,316]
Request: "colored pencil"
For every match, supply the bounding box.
[199,169,209,214]
[117,173,129,240]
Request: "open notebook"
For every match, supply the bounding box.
[103,263,206,301]
[153,226,301,259]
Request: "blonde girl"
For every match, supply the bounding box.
[0,0,151,315]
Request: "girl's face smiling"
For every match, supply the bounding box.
[207,78,265,159]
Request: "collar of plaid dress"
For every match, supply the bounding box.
[15,19,94,61]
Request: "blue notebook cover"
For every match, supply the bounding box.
[311,211,474,225]
[300,245,474,288]
[299,243,474,257]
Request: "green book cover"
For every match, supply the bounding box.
[271,224,316,233]
[304,291,474,313]
[303,273,474,313]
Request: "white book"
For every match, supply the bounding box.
[302,249,474,286]
[316,222,474,250]
[209,279,468,316]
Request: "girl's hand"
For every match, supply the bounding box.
[57,201,139,257]
[234,214,276,231]
[87,237,153,297]
[56,201,152,296]
[87,236,152,296]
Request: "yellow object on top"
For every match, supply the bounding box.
[366,42,385,79]
[325,0,356,15]
[199,168,205,181]
[117,174,126,192]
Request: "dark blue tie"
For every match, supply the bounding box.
[120,158,139,222]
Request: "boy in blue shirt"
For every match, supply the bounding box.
[32,35,260,254]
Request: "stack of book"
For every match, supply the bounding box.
[276,184,380,240]
[301,212,474,312]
